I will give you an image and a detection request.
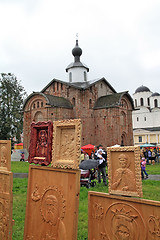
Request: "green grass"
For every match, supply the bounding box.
[11,162,160,240]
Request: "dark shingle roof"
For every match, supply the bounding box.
[41,77,117,93]
[23,92,73,110]
[94,91,134,109]
[44,94,73,109]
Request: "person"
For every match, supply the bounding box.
[148,149,152,164]
[96,148,107,186]
[80,150,85,163]
[84,152,89,160]
[151,150,156,164]
[141,157,148,179]
[112,153,136,191]
[20,152,25,161]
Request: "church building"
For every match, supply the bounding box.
[23,40,134,150]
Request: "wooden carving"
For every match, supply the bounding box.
[0,171,13,240]
[24,165,80,240]
[28,121,53,166]
[107,146,143,197]
[0,140,11,171]
[88,192,160,240]
[51,119,81,169]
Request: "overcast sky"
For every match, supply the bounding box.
[1,0,160,96]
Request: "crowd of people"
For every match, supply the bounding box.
[141,148,160,164]
[80,144,108,186]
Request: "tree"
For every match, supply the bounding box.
[0,73,27,143]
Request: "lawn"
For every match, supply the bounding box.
[11,162,160,240]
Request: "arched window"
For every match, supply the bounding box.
[72,97,75,106]
[135,99,137,107]
[41,102,43,107]
[154,99,158,107]
[89,99,92,108]
[33,103,36,109]
[120,111,126,127]
[69,72,72,82]
[84,71,87,81]
[147,98,150,106]
[140,98,144,106]
[37,102,39,108]
[34,111,43,122]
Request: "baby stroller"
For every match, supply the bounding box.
[80,169,97,188]
[79,159,99,188]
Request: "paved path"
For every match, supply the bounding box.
[13,173,160,180]
[147,175,160,181]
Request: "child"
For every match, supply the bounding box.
[141,158,148,179]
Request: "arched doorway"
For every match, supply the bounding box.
[121,132,127,146]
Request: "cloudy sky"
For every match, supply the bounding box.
[1,0,160,96]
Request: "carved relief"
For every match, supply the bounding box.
[0,174,13,240]
[92,202,104,220]
[28,121,53,166]
[107,146,143,197]
[148,216,160,239]
[88,192,160,240]
[24,166,80,240]
[52,119,82,169]
[0,140,11,171]
[31,184,41,202]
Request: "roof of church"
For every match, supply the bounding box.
[66,39,89,72]
[135,85,151,93]
[41,77,117,93]
[94,91,134,109]
[23,92,73,110]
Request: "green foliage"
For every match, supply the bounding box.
[146,162,160,174]
[0,73,27,142]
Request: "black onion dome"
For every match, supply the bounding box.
[72,40,82,59]
[151,92,160,97]
[135,85,150,93]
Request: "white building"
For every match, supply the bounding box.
[132,85,160,145]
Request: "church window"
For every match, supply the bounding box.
[41,102,43,107]
[101,83,103,88]
[137,117,139,121]
[120,111,126,127]
[61,83,63,90]
[154,99,158,107]
[67,88,69,97]
[139,136,142,142]
[135,99,137,107]
[147,98,150,106]
[69,72,72,82]
[89,99,92,108]
[51,113,53,115]
[84,71,87,81]
[57,82,59,91]
[90,86,92,92]
[72,97,75,106]
[140,98,144,106]
[144,117,146,121]
[33,103,35,109]
[53,83,55,92]
[34,111,43,122]
[37,102,39,108]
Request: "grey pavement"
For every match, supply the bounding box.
[147,175,160,181]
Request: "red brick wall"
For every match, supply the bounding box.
[23,82,133,151]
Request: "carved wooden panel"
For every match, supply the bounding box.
[51,119,81,169]
[0,171,13,240]
[107,146,143,197]
[24,165,80,240]
[28,121,53,166]
[88,191,160,240]
[0,140,11,171]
